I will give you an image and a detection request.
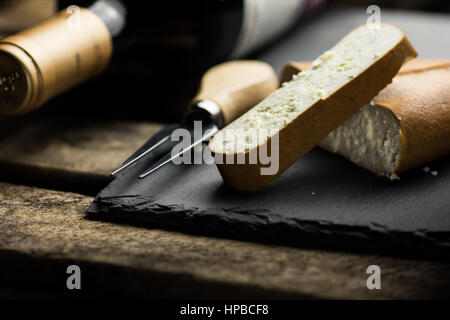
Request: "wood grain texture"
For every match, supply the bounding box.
[0,115,162,194]
[0,182,449,299]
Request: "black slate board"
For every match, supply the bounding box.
[88,8,450,259]
[87,126,450,259]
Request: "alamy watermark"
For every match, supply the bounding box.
[366,5,381,31]
[366,265,381,290]
[59,5,384,178]
[158,6,383,176]
[66,5,81,30]
[170,121,280,176]
[66,264,81,290]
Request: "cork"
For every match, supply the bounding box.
[0,8,112,115]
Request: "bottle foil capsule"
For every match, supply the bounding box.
[0,7,112,115]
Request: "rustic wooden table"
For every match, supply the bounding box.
[0,113,449,299]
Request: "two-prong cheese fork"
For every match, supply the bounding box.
[111,60,278,178]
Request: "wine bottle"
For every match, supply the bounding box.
[60,0,317,69]
[54,0,320,121]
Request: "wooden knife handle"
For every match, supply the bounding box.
[193,60,278,126]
